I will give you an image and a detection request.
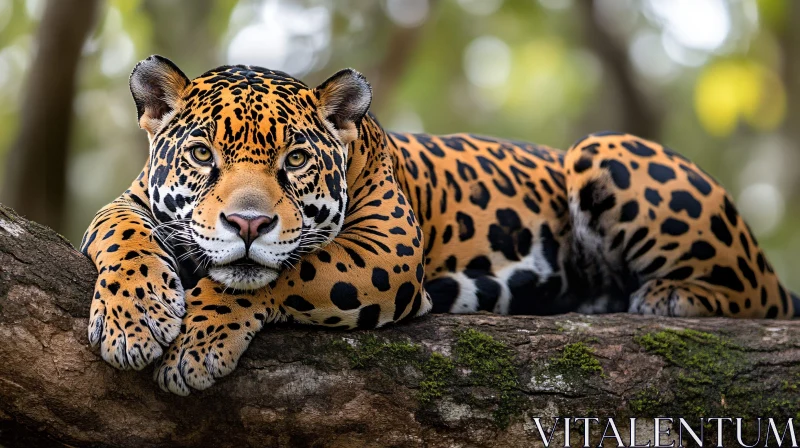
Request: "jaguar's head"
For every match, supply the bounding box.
[130,55,372,290]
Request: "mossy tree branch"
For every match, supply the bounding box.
[0,203,799,447]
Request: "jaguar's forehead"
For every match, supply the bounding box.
[167,65,321,161]
[192,65,308,92]
[184,65,311,116]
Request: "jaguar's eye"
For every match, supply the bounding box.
[190,145,213,164]
[285,150,308,169]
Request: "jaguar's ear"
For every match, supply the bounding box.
[315,68,372,145]
[129,55,190,137]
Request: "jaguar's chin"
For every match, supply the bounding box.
[208,260,280,290]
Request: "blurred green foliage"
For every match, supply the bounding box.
[0,0,799,290]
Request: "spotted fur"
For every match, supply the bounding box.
[82,56,799,395]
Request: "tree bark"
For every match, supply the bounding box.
[0,0,100,232]
[0,203,799,448]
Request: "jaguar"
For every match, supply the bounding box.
[81,55,799,395]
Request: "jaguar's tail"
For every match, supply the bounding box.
[793,292,800,318]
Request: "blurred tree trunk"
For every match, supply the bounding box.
[577,0,662,140]
[778,1,800,199]
[142,0,218,76]
[368,0,440,115]
[1,0,100,232]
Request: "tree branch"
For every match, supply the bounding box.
[0,204,798,447]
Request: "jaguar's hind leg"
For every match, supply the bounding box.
[629,279,728,317]
[564,131,796,319]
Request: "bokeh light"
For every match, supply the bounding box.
[385,0,429,28]
[226,0,331,76]
[463,36,512,89]
[457,0,503,16]
[647,0,731,53]
[738,183,785,237]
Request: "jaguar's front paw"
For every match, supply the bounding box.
[87,257,185,370]
[153,285,265,395]
[154,319,254,396]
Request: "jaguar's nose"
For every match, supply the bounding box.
[222,212,279,249]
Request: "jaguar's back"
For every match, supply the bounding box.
[388,130,798,319]
[386,132,578,315]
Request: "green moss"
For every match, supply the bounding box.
[332,335,457,406]
[419,353,455,404]
[633,329,800,420]
[635,329,736,416]
[331,330,528,428]
[454,328,524,428]
[628,386,667,414]
[337,334,420,368]
[637,329,731,373]
[550,342,603,377]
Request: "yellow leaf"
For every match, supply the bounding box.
[694,60,784,137]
